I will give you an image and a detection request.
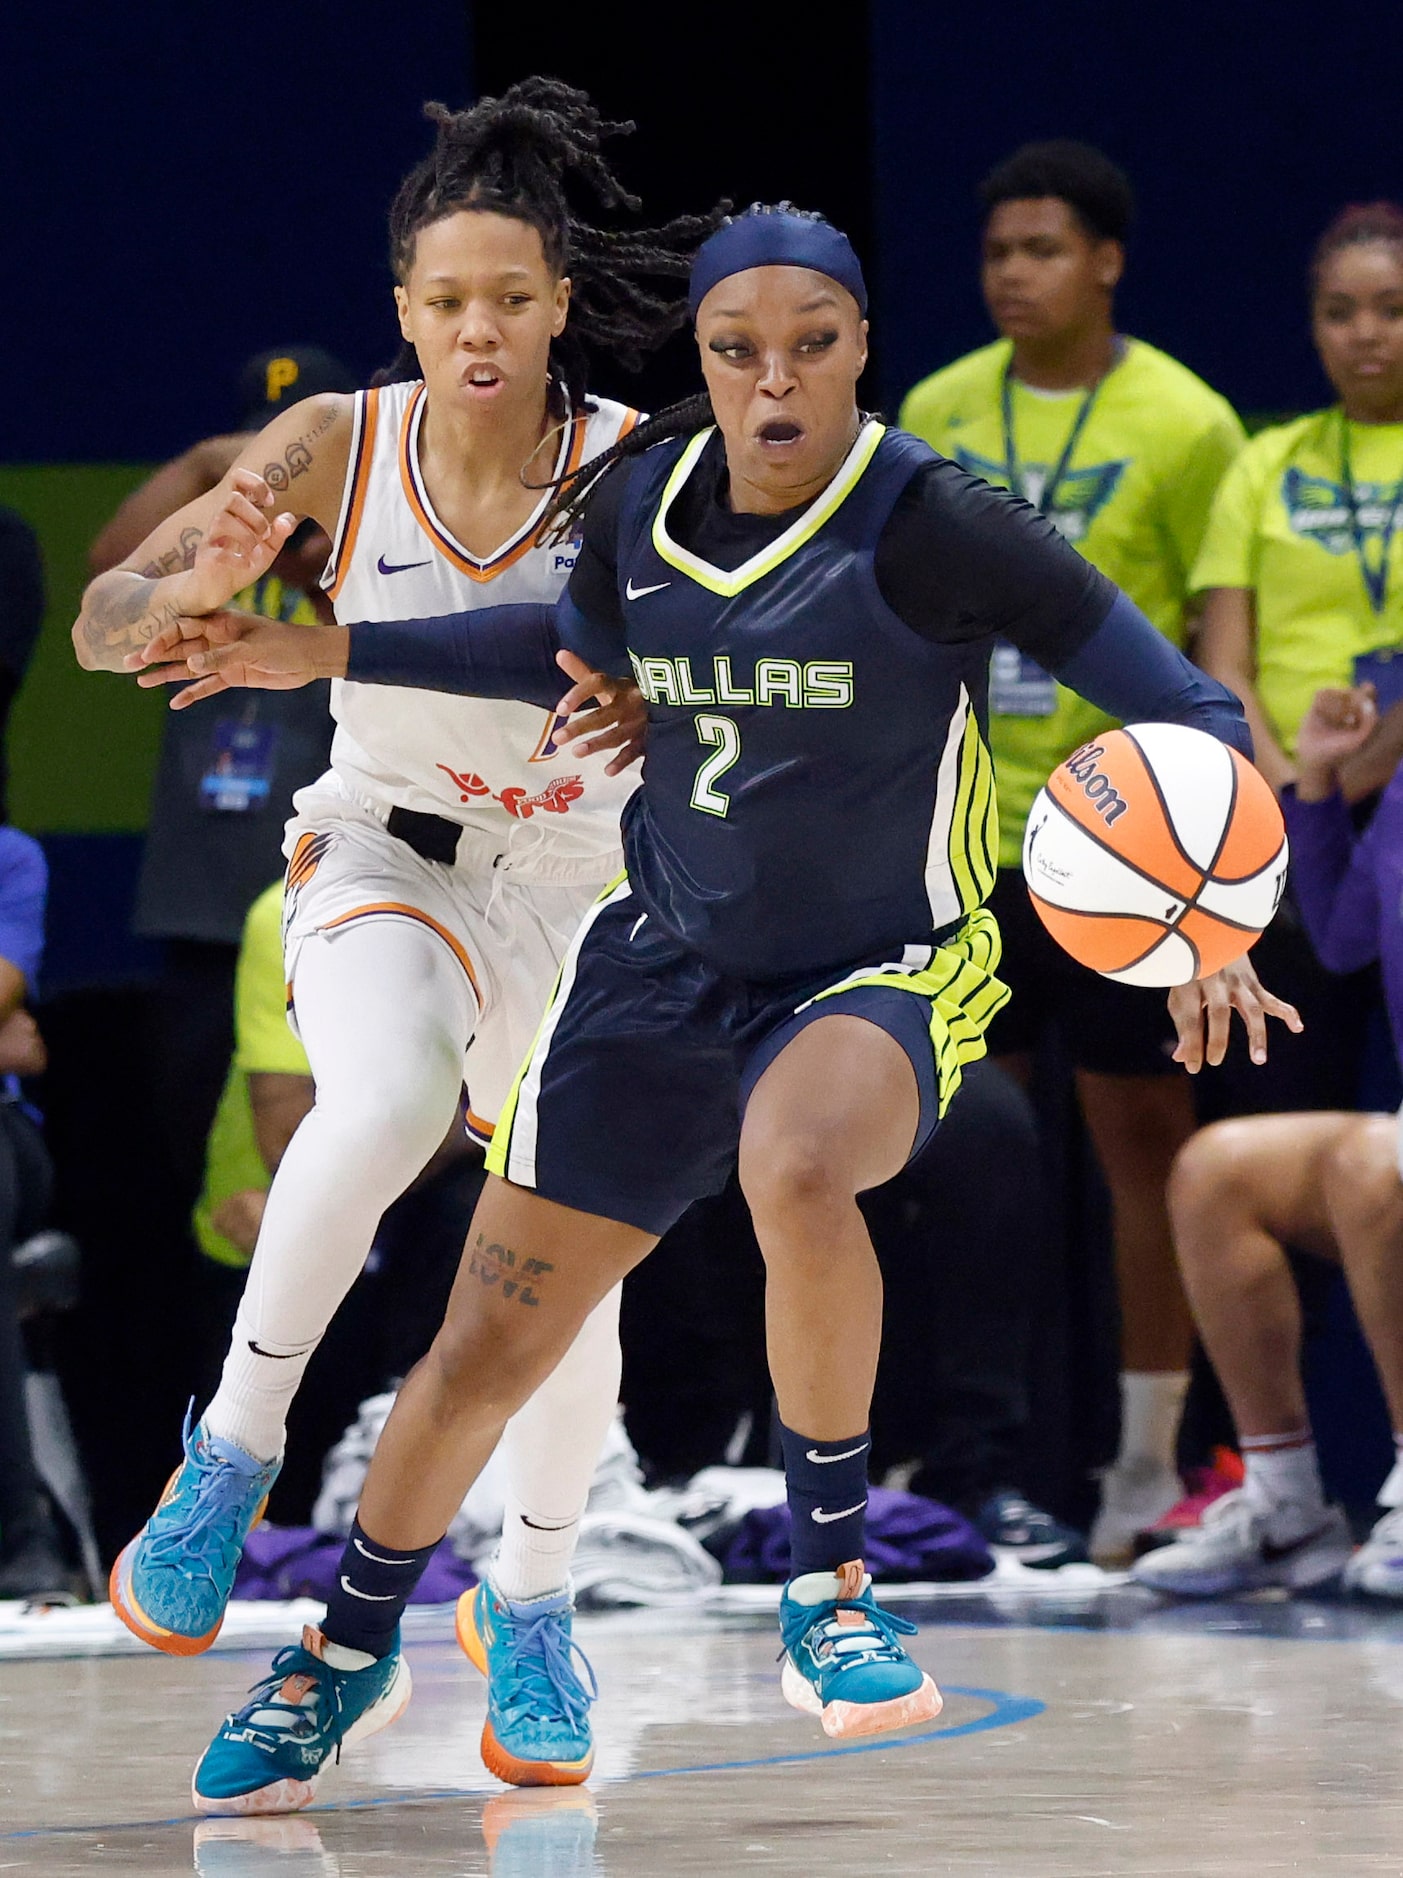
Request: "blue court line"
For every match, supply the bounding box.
[0,1683,1043,1841]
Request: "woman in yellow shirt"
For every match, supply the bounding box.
[1192,205,1403,1119]
[1196,203,1403,787]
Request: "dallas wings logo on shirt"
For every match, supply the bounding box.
[953,447,1128,543]
[1282,468,1403,555]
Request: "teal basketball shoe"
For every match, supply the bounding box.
[779,1561,943,1738]
[193,1626,411,1815]
[456,1579,597,1785]
[110,1407,280,1654]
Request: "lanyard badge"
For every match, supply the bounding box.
[1339,409,1403,616]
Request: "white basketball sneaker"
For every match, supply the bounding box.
[1130,1489,1352,1597]
[1344,1506,1403,1601]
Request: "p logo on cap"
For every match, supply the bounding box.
[265,357,301,403]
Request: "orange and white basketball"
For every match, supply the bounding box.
[1021,723,1288,987]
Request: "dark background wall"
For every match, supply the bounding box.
[4,5,473,465]
[873,3,1403,417]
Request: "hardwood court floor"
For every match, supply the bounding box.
[3,1589,1403,1875]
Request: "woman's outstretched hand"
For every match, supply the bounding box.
[1167,954,1303,1072]
[553,649,648,775]
[125,614,349,708]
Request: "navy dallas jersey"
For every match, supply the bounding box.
[569,418,1111,981]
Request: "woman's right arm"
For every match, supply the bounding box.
[72,395,352,672]
[1194,586,1297,792]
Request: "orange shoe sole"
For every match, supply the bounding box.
[108,1490,269,1657]
[455,1586,594,1788]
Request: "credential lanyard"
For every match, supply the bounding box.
[1339,409,1403,616]
[1000,342,1124,514]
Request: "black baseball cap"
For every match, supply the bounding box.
[237,346,357,430]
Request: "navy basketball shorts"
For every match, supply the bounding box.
[486,878,1009,1235]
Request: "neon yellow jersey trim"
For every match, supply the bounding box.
[651,420,886,596]
[807,906,1008,1117]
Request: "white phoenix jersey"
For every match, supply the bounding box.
[322,380,640,869]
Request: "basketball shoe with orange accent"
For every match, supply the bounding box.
[110,1407,279,1654]
[779,1561,943,1739]
[456,1580,596,1785]
[192,1626,410,1816]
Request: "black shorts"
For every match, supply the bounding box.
[485,879,1009,1236]
[984,868,1181,1079]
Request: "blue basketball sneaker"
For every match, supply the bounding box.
[779,1560,943,1738]
[110,1406,280,1654]
[456,1579,597,1785]
[193,1626,412,1815]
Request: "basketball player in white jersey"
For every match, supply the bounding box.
[73,81,716,1787]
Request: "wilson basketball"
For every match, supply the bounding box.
[1021,723,1288,987]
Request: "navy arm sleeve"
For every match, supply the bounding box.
[342,590,631,708]
[1048,591,1252,759]
[876,459,1250,756]
[345,602,566,707]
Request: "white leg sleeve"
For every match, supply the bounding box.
[493,1285,624,1601]
[204,918,473,1461]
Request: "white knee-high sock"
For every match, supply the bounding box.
[204,921,473,1461]
[492,1286,624,1601]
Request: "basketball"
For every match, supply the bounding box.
[1021,723,1289,987]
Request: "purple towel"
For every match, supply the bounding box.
[721,1486,993,1583]
[234,1526,476,1604]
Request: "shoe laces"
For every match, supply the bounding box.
[1369,1505,1403,1547]
[143,1404,254,1584]
[224,1646,347,1761]
[494,1603,598,1730]
[780,1594,919,1677]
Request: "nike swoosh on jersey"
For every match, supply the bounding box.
[625,578,670,600]
[805,1444,870,1465]
[812,1499,868,1523]
[337,1576,399,1600]
[377,554,432,575]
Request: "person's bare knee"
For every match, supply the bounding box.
[1323,1115,1403,1245]
[740,1126,849,1231]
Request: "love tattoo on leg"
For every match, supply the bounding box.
[466,1234,554,1307]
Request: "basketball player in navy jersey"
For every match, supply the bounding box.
[136,205,1300,1809]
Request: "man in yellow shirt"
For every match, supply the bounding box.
[902,141,1246,1560]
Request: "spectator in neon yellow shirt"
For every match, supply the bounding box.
[1195,203,1403,794]
[901,142,1245,1563]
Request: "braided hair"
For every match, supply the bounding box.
[543,201,841,541]
[374,79,722,406]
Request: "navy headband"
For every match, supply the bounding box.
[688,211,868,320]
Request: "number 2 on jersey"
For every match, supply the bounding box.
[691,714,741,817]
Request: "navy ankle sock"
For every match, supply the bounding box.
[321,1518,441,1659]
[779,1423,871,1578]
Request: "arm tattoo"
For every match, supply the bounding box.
[139,525,204,580]
[265,408,336,491]
[466,1233,554,1307]
[77,575,189,669]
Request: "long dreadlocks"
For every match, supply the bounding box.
[377,79,723,406]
